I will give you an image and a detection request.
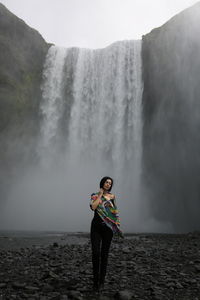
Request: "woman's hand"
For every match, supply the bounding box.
[98,188,104,197]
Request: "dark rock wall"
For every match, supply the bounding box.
[142,2,200,231]
[0,4,49,199]
[0,3,49,130]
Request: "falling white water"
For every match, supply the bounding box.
[67,41,143,190]
[39,46,68,165]
[36,40,143,232]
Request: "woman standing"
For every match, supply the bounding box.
[90,176,123,292]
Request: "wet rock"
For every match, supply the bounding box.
[98,296,111,300]
[12,282,26,289]
[67,290,83,300]
[195,265,200,272]
[49,271,60,279]
[114,290,134,300]
[49,292,61,299]
[176,282,183,289]
[0,233,200,299]
[122,247,130,254]
[166,282,175,288]
[42,283,54,292]
[60,296,69,300]
[22,293,34,299]
[25,285,40,291]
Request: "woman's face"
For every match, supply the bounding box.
[103,179,112,191]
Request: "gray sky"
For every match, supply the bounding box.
[0,0,198,48]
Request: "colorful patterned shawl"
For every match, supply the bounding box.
[90,192,123,238]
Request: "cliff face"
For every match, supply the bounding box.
[0,4,49,199]
[0,3,49,130]
[142,2,200,231]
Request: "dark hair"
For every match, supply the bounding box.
[100,176,114,192]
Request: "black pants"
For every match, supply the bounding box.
[90,212,113,285]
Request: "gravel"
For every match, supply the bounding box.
[0,232,200,299]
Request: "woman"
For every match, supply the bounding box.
[90,176,123,292]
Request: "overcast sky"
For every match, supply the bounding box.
[0,0,198,48]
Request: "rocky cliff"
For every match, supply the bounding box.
[0,3,49,130]
[142,2,200,231]
[0,3,49,199]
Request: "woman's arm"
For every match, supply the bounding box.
[90,189,104,210]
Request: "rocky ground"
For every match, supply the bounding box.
[0,232,200,299]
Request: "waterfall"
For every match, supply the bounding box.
[38,41,143,232]
[39,46,68,165]
[67,41,143,172]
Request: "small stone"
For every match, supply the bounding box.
[122,248,130,254]
[25,285,40,291]
[166,282,175,288]
[22,294,32,299]
[49,292,61,300]
[179,272,187,276]
[12,282,26,289]
[195,265,200,272]
[67,290,83,300]
[176,283,183,289]
[43,284,54,292]
[115,290,134,300]
[99,296,111,300]
[60,296,69,300]
[189,279,197,283]
[49,271,60,279]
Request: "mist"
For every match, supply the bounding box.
[0,141,172,233]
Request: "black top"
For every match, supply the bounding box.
[93,210,103,223]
